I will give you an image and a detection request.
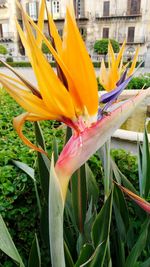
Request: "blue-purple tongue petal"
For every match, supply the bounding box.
[100,76,132,104]
[116,69,128,86]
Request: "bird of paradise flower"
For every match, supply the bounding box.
[0,0,149,224]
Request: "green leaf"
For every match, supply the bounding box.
[0,215,25,267]
[111,157,137,194]
[64,241,74,267]
[12,160,35,181]
[35,121,50,201]
[138,141,143,196]
[28,234,41,267]
[139,257,150,267]
[75,244,94,267]
[85,163,99,206]
[142,127,150,198]
[90,190,113,267]
[53,136,58,163]
[125,218,150,267]
[12,159,41,214]
[40,204,50,249]
[49,155,65,267]
[71,164,87,233]
[98,139,111,198]
[34,121,46,150]
[65,126,72,144]
[113,185,129,242]
[37,152,50,201]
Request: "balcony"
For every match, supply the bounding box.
[48,11,89,21]
[0,0,7,8]
[95,9,142,20]
[118,36,145,45]
[0,32,14,42]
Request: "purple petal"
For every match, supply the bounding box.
[100,76,132,104]
[116,69,127,86]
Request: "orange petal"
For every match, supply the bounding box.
[0,76,57,118]
[13,112,48,155]
[17,12,76,120]
[62,8,98,115]
[36,0,45,47]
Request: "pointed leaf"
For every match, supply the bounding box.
[111,157,137,194]
[138,141,143,196]
[28,234,41,267]
[142,127,150,198]
[75,244,94,267]
[12,160,35,181]
[53,136,59,163]
[64,242,74,267]
[139,257,150,267]
[71,164,87,232]
[125,218,150,267]
[85,163,99,206]
[49,155,65,267]
[0,215,25,267]
[91,190,113,267]
[113,185,129,242]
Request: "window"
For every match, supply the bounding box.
[0,23,9,37]
[2,23,9,37]
[127,27,135,43]
[127,0,141,15]
[103,28,109,38]
[73,0,83,17]
[52,1,60,17]
[79,28,87,40]
[0,24,3,37]
[26,2,38,20]
[103,1,110,16]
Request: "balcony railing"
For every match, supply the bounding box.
[0,0,7,8]
[50,11,89,20]
[118,36,145,44]
[95,9,142,19]
[0,32,14,42]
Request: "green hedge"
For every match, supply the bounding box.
[0,62,57,68]
[0,89,64,266]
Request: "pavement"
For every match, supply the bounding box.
[0,66,149,88]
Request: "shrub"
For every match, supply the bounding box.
[127,75,150,89]
[0,89,64,266]
[94,38,120,55]
[6,57,13,63]
[0,45,8,55]
[42,41,51,54]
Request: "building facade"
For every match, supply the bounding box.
[0,0,18,56]
[0,0,150,58]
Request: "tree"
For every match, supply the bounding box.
[94,39,120,55]
[0,45,8,55]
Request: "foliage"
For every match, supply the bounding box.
[0,45,8,55]
[0,89,64,266]
[6,57,13,63]
[42,41,51,54]
[0,89,150,266]
[0,62,57,68]
[127,75,150,89]
[94,39,120,55]
[98,73,150,91]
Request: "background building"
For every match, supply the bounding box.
[0,0,18,56]
[1,0,150,59]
